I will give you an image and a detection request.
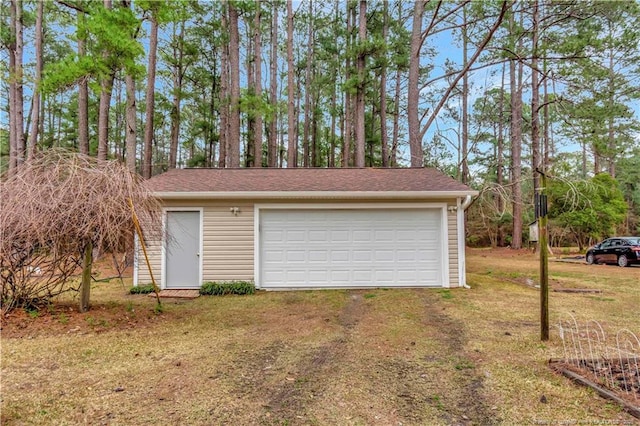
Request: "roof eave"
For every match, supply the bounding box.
[152,190,479,200]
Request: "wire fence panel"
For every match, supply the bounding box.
[556,314,639,404]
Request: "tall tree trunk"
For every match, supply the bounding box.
[246,34,255,167]
[15,0,24,166]
[113,77,123,161]
[98,0,115,162]
[8,0,17,175]
[581,141,587,179]
[311,92,319,167]
[77,11,89,157]
[125,74,137,173]
[607,46,616,177]
[497,63,506,246]
[302,0,313,167]
[208,68,218,167]
[143,13,159,177]
[268,3,278,167]
[339,90,346,167]
[228,2,241,167]
[330,71,337,167]
[286,0,297,167]
[219,6,229,168]
[27,0,43,159]
[354,0,366,168]
[380,0,389,168]
[327,82,337,168]
[543,53,550,172]
[391,68,401,167]
[510,6,523,250]
[408,0,424,167]
[10,0,25,169]
[169,20,185,170]
[461,4,469,184]
[342,3,354,167]
[593,145,600,175]
[531,0,541,191]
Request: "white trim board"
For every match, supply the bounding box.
[156,190,478,200]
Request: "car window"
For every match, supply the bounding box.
[623,238,640,245]
[600,240,613,248]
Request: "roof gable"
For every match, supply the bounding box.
[146,168,476,198]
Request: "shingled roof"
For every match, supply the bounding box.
[146,167,477,199]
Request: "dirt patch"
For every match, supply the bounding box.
[420,290,499,425]
[260,292,364,423]
[0,297,172,338]
[501,275,603,293]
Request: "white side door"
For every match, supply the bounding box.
[165,210,201,289]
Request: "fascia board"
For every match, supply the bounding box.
[153,190,479,200]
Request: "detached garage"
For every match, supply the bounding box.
[134,168,477,290]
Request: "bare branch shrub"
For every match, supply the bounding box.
[0,150,162,314]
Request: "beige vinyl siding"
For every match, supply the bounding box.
[136,232,162,286]
[202,203,253,281]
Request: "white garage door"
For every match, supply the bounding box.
[259,208,445,289]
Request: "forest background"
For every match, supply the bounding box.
[2,0,639,250]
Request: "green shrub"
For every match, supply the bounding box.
[129,284,156,294]
[200,281,255,296]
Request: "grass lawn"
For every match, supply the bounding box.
[1,248,639,425]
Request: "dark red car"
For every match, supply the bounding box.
[585,237,640,267]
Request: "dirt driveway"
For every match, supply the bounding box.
[222,290,497,425]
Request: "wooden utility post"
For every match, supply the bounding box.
[537,170,549,341]
[80,240,92,312]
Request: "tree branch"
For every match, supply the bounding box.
[420,1,513,140]
[55,0,87,14]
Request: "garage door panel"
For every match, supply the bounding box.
[397,270,419,282]
[353,250,372,262]
[396,249,418,262]
[309,250,328,262]
[308,270,328,282]
[353,230,373,242]
[286,270,307,281]
[286,250,305,262]
[286,230,306,242]
[331,270,350,282]
[374,249,395,262]
[330,230,350,242]
[260,208,444,288]
[264,229,284,240]
[331,250,350,262]
[375,230,395,241]
[308,230,328,241]
[353,270,372,282]
[263,250,284,262]
[264,270,284,282]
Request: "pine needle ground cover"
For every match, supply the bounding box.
[2,249,639,425]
